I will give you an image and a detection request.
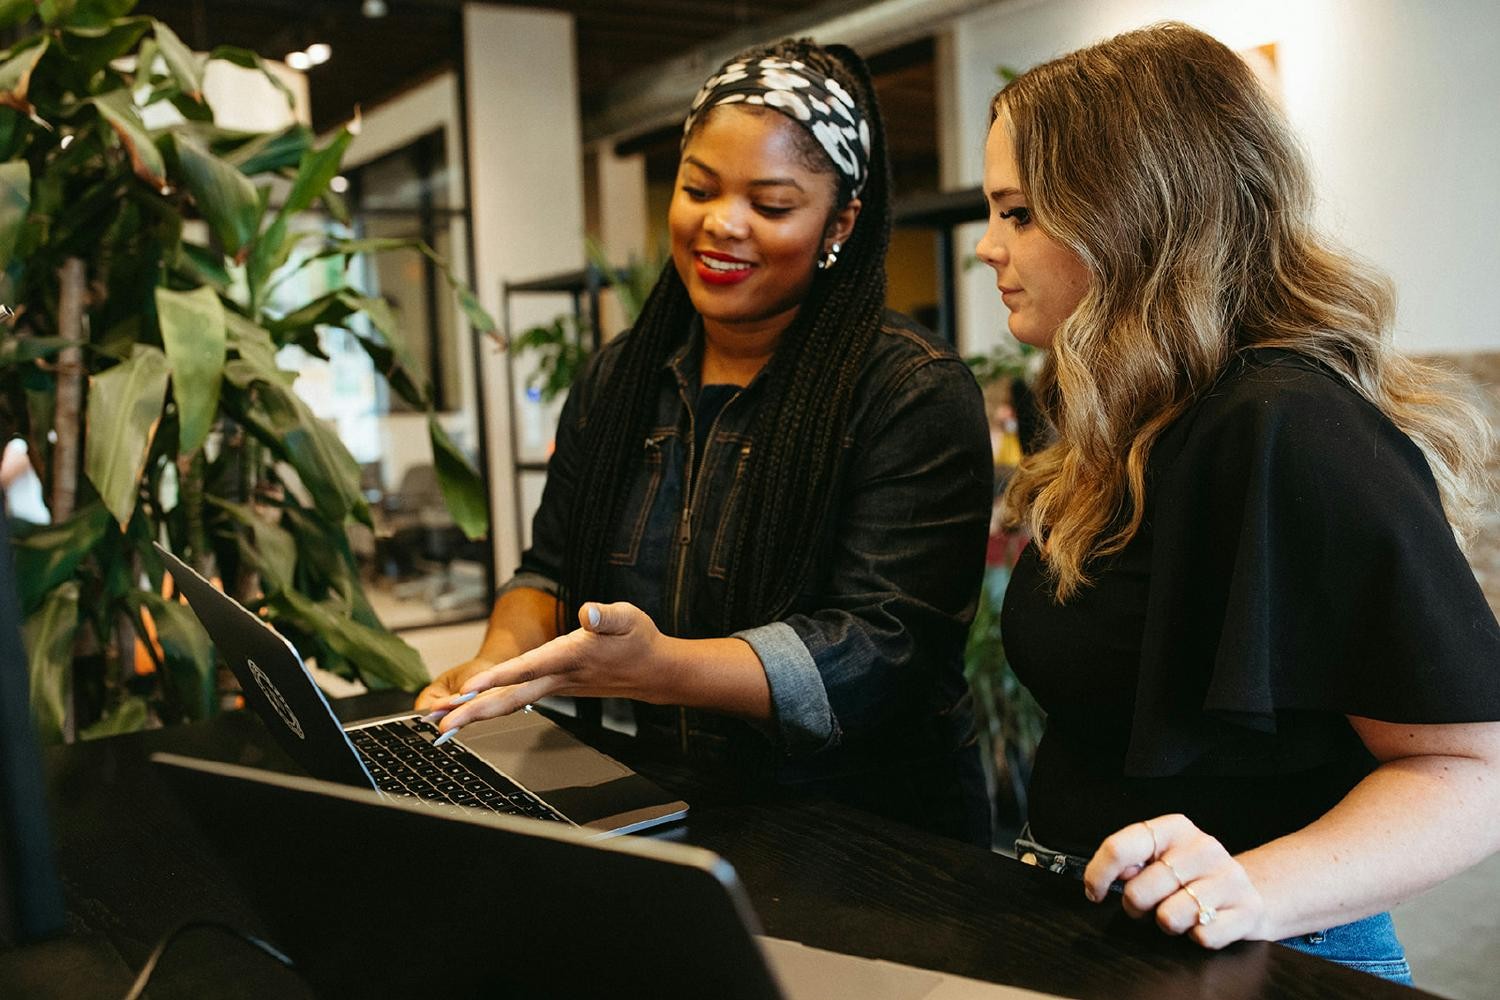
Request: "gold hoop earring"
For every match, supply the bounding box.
[817,242,842,271]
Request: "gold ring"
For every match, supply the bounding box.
[1158,857,1185,889]
[1141,819,1159,860]
[1182,883,1217,926]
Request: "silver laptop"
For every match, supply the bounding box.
[154,543,687,836]
[154,754,1070,1000]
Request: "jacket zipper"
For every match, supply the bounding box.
[670,386,741,754]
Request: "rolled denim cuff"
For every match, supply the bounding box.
[733,621,838,755]
[494,570,560,602]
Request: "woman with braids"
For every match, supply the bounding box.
[416,38,994,843]
[977,22,1500,979]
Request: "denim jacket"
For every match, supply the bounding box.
[502,310,993,782]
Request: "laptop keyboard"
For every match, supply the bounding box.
[348,717,568,824]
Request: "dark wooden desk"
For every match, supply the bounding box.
[2,692,1431,999]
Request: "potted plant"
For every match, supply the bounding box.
[0,1,495,741]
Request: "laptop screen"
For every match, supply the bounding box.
[0,509,66,945]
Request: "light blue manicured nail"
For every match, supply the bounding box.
[420,709,447,723]
[451,691,478,704]
[432,728,460,747]
[587,605,600,628]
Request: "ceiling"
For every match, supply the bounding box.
[134,0,939,194]
[136,0,836,134]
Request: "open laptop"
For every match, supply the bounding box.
[154,754,1069,1000]
[154,543,687,836]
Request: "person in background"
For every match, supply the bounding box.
[976,21,1500,981]
[419,38,994,844]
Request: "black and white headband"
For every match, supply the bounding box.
[683,56,872,199]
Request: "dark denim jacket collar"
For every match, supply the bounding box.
[662,315,776,402]
[662,316,702,393]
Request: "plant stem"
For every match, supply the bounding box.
[51,257,87,522]
[178,447,210,574]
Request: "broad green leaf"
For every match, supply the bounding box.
[268,290,429,403]
[176,241,231,289]
[156,285,226,452]
[170,133,260,260]
[280,416,368,527]
[269,289,356,335]
[0,106,23,161]
[430,418,489,540]
[153,20,203,102]
[0,0,34,32]
[0,159,28,275]
[22,581,78,744]
[79,695,148,740]
[11,501,112,614]
[208,496,297,593]
[38,0,133,27]
[245,212,287,308]
[323,238,499,336]
[223,311,293,385]
[0,36,46,114]
[228,378,366,526]
[320,187,350,226]
[280,128,350,218]
[85,344,170,527]
[60,17,151,80]
[92,89,166,189]
[167,91,214,124]
[276,587,428,691]
[134,591,214,721]
[229,124,312,175]
[350,329,429,410]
[279,503,361,608]
[133,33,156,86]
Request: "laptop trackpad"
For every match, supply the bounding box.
[462,711,672,824]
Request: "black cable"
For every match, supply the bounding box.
[122,918,298,1000]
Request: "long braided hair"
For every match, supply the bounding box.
[559,38,892,634]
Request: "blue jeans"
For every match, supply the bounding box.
[1277,912,1413,985]
[1013,830,1414,985]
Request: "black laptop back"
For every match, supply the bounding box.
[153,753,783,1000]
[0,510,66,946]
[153,544,375,788]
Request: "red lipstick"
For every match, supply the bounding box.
[694,250,754,286]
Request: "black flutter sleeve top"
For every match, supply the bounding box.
[1001,347,1500,856]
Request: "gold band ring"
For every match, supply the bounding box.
[1181,883,1217,926]
[1140,819,1159,861]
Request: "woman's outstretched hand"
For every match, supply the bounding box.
[1082,813,1269,949]
[423,602,669,736]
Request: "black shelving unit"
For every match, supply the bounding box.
[500,263,626,548]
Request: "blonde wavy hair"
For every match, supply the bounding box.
[996,22,1491,601]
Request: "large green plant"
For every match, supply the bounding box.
[0,1,495,742]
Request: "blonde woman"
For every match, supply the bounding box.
[977,22,1500,981]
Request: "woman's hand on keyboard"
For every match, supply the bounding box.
[429,602,668,729]
[415,656,500,713]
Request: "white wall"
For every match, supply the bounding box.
[590,142,651,337]
[463,4,586,574]
[946,0,1500,357]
